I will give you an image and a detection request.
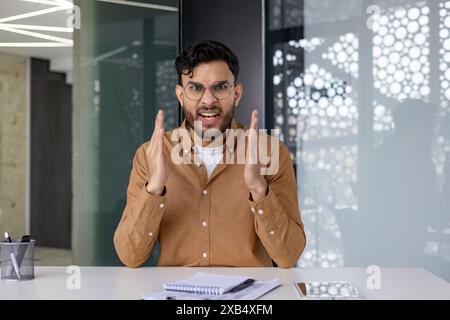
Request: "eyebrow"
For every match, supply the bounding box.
[186,80,230,86]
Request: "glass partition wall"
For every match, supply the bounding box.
[72,0,450,276]
[266,0,450,281]
[73,0,179,265]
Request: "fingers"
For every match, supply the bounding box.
[158,128,164,154]
[247,110,258,165]
[146,127,165,160]
[147,110,164,156]
[250,110,258,130]
[152,110,161,137]
[157,111,165,155]
[158,109,165,131]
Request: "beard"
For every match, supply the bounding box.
[183,103,236,136]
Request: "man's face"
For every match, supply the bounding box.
[176,60,243,134]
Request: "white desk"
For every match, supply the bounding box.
[0,267,449,300]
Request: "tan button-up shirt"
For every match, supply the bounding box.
[114,119,306,268]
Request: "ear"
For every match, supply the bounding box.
[234,83,243,107]
[175,84,184,107]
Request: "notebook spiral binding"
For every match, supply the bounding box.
[164,283,224,295]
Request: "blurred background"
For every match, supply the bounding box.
[0,0,449,281]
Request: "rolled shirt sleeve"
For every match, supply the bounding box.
[248,143,307,268]
[113,145,166,268]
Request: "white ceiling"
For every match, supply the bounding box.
[0,0,74,79]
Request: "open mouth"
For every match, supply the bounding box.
[197,110,221,127]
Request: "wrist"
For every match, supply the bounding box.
[250,181,268,202]
[146,181,164,196]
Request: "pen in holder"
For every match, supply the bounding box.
[0,239,36,281]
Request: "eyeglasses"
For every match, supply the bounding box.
[183,81,235,101]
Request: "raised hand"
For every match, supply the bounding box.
[145,110,169,195]
[244,110,268,202]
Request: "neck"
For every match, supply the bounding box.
[188,123,231,148]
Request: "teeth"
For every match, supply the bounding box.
[200,113,218,117]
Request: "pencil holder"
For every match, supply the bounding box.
[0,240,36,281]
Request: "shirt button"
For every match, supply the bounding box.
[251,207,255,213]
[269,230,275,235]
[159,203,165,209]
[148,232,153,237]
[258,209,264,215]
[202,252,208,258]
[202,221,208,227]
[202,189,208,195]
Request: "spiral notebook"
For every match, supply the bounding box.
[163,272,252,295]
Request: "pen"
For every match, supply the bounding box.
[4,232,21,279]
[20,235,31,243]
[229,278,255,293]
[10,253,21,279]
[15,235,31,273]
[166,296,208,300]
[4,232,12,243]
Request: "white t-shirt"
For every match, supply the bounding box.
[194,144,223,178]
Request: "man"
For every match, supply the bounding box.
[114,40,306,268]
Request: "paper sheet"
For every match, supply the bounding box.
[142,279,281,300]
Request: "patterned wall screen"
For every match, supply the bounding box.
[266,0,450,280]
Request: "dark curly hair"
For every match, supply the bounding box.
[175,40,240,85]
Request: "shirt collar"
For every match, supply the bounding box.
[171,118,246,162]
